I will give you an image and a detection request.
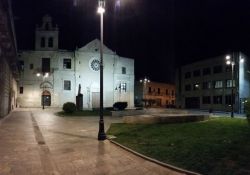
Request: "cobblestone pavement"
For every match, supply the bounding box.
[0,108,184,175]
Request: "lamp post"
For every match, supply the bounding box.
[140,77,150,107]
[226,55,235,118]
[97,0,106,141]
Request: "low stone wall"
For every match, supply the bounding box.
[123,114,210,124]
[112,108,189,117]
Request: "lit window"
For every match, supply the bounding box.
[63,59,71,69]
[64,80,71,90]
[121,83,126,92]
[214,81,223,88]
[226,80,235,88]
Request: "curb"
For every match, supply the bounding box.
[108,139,201,175]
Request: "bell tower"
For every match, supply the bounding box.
[35,15,59,51]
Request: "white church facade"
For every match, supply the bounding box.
[17,15,134,109]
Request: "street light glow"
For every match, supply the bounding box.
[97,6,105,14]
[226,55,231,60]
[240,58,244,63]
[36,73,41,77]
[226,60,231,65]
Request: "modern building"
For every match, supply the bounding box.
[135,80,175,107]
[176,53,250,113]
[17,15,134,109]
[0,0,19,117]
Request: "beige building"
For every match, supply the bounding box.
[0,0,19,117]
[17,15,134,109]
[135,81,175,107]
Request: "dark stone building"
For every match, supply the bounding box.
[0,0,19,117]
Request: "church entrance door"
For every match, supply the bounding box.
[42,90,51,106]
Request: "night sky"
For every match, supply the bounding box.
[11,0,250,83]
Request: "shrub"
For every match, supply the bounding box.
[113,102,128,111]
[63,102,76,113]
[244,99,250,124]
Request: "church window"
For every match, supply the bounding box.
[19,87,23,94]
[64,80,71,90]
[122,67,126,74]
[48,37,53,47]
[41,37,45,47]
[42,58,50,73]
[63,59,71,69]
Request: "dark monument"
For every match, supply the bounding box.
[76,84,83,111]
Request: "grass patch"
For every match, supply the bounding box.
[107,118,250,175]
[56,109,112,117]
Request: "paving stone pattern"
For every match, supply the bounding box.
[0,109,184,175]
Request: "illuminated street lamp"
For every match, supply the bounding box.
[225,54,235,118]
[140,77,150,107]
[97,0,106,141]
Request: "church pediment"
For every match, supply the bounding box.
[77,39,114,54]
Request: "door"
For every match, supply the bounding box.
[41,90,51,106]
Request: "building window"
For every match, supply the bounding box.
[166,89,168,95]
[19,87,23,94]
[214,80,223,88]
[64,80,71,90]
[63,59,71,69]
[48,37,53,47]
[122,67,126,74]
[213,65,222,74]
[171,100,175,105]
[225,65,232,72]
[19,60,24,71]
[158,88,160,94]
[213,96,222,104]
[41,37,45,47]
[193,83,200,90]
[225,94,235,105]
[202,82,211,89]
[185,84,191,91]
[148,87,151,93]
[172,90,174,96]
[121,83,127,92]
[226,80,235,88]
[193,70,200,77]
[30,64,34,70]
[203,67,211,75]
[166,100,169,105]
[42,58,50,73]
[202,96,211,104]
[185,72,191,79]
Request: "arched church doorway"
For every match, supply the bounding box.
[41,90,51,106]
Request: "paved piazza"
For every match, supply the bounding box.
[0,108,184,175]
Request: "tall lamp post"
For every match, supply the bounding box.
[226,55,235,118]
[97,0,106,141]
[140,77,150,107]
